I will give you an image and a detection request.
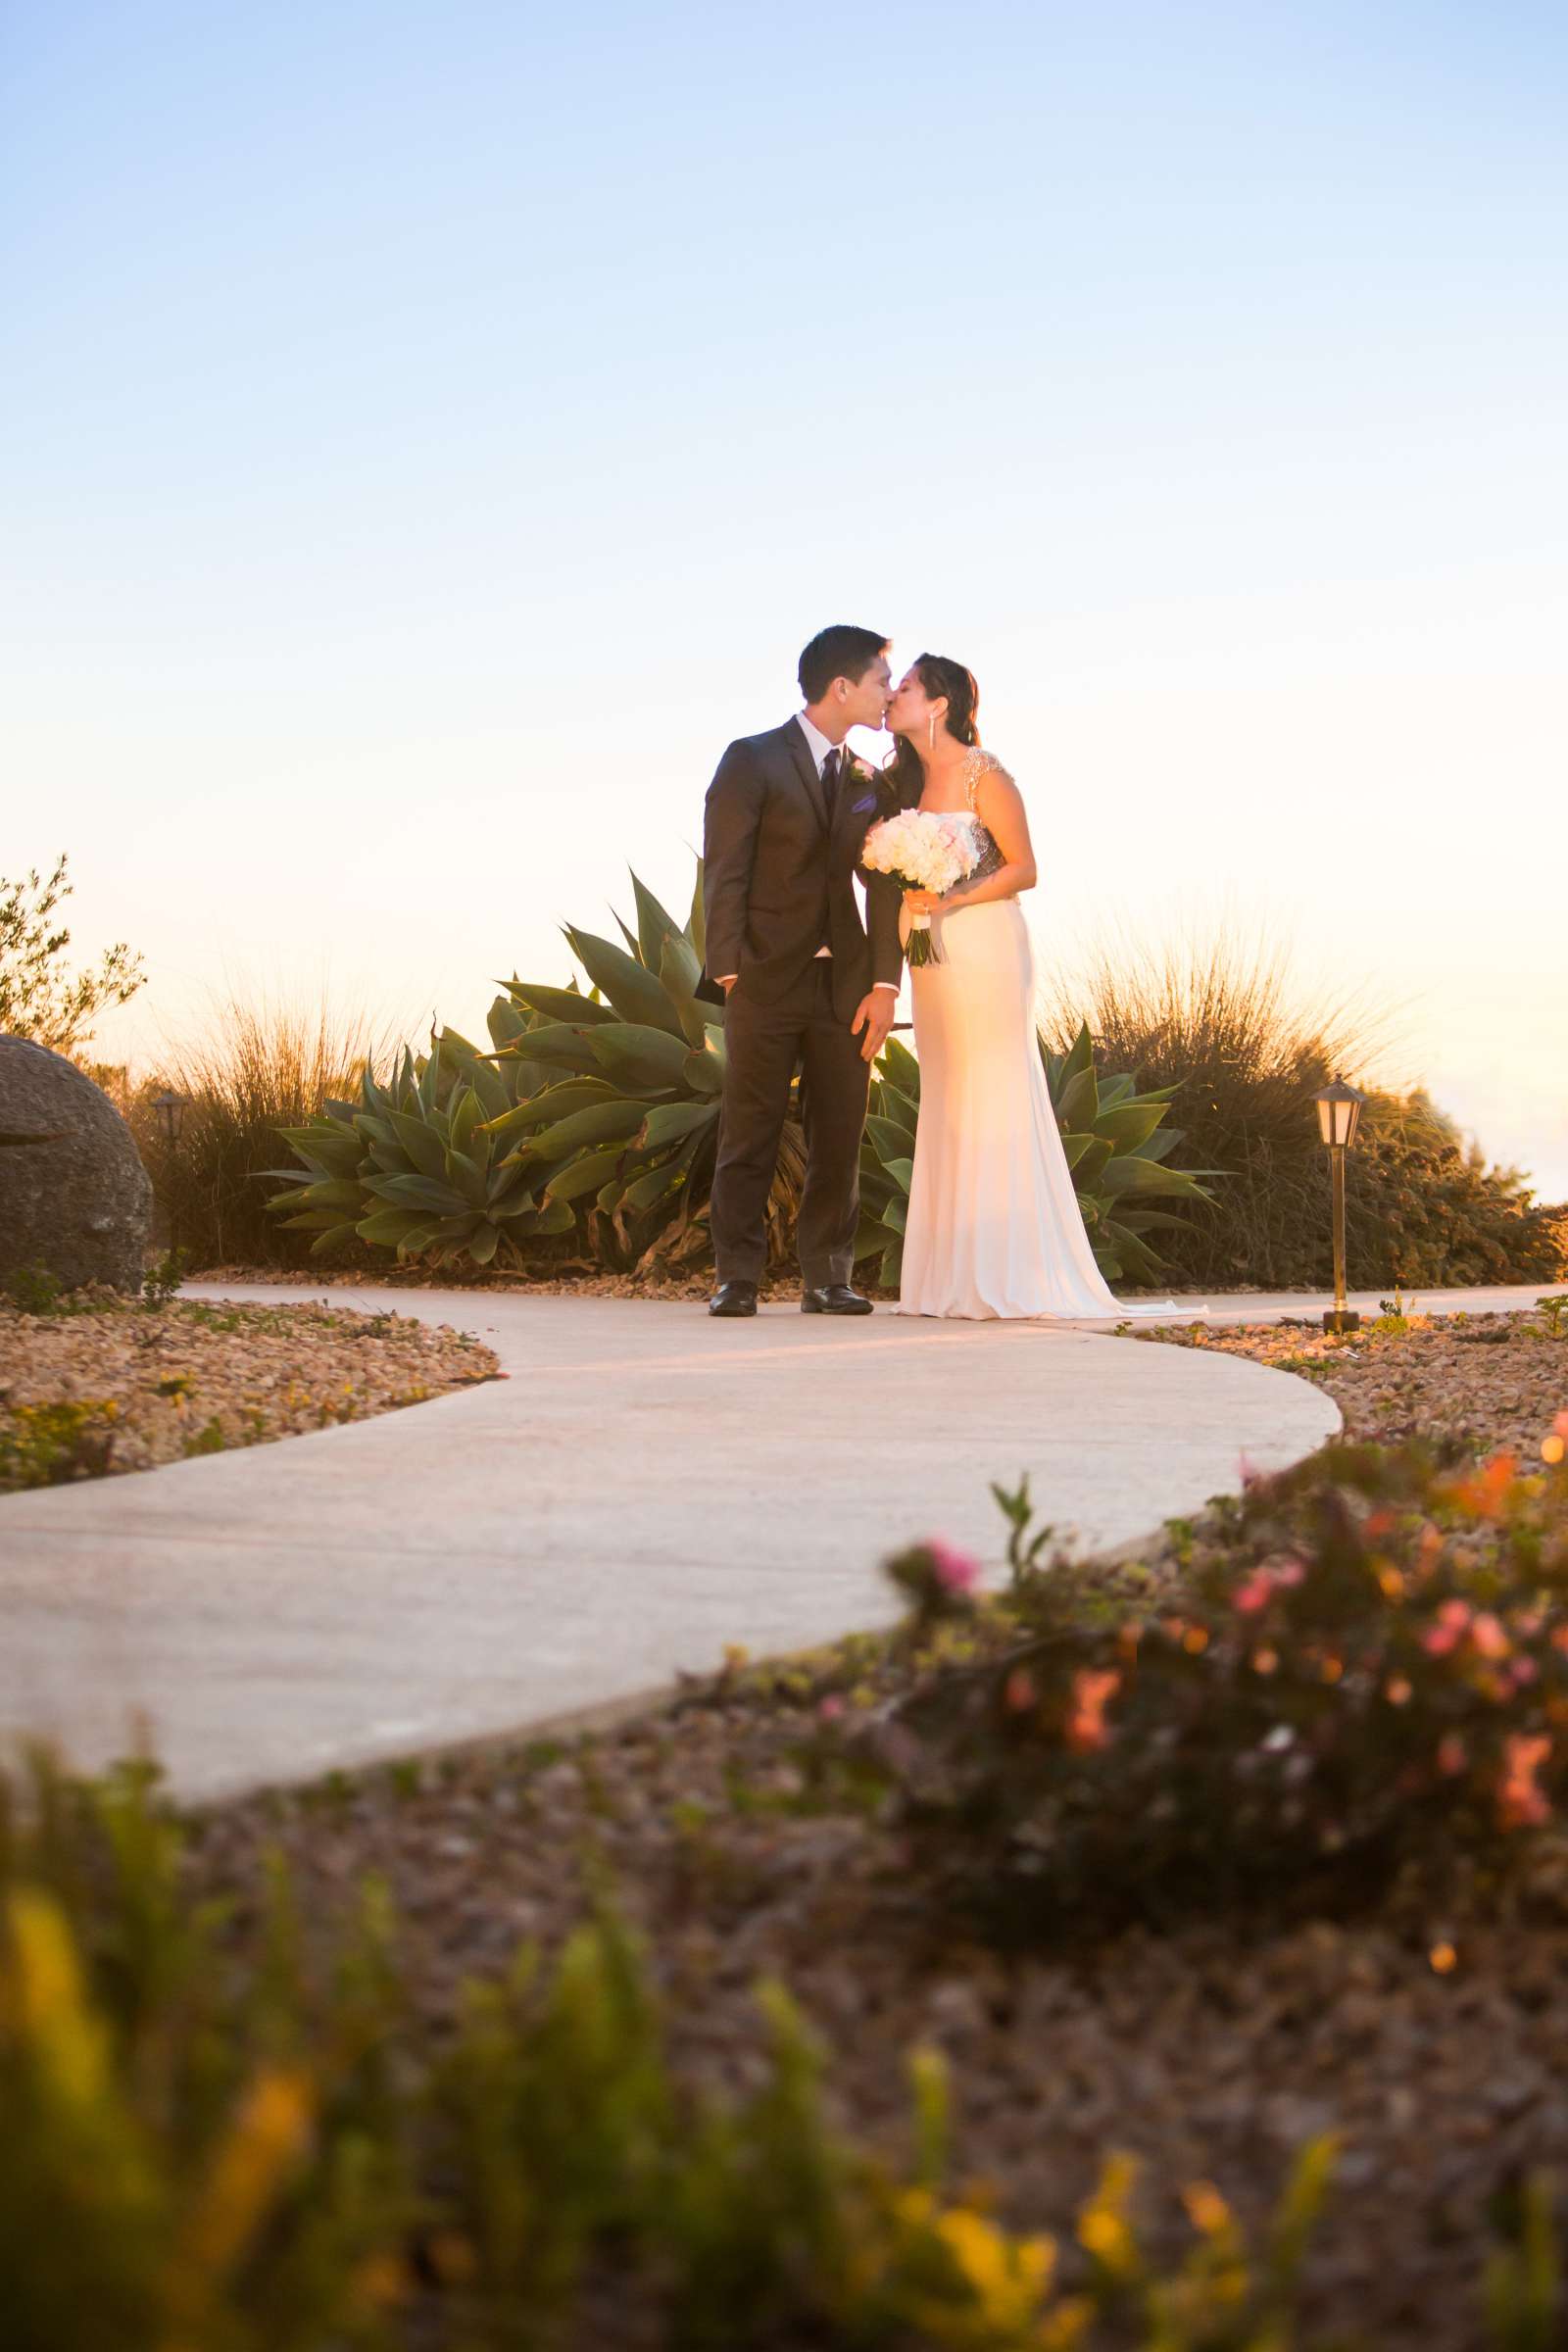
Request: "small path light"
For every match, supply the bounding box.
[150,1091,187,1257]
[1312,1075,1367,1335]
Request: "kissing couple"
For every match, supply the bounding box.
[702,625,1173,1323]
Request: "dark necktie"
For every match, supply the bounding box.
[820,747,841,822]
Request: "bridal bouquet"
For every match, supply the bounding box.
[860,809,982,966]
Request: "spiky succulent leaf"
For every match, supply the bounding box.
[503,981,616,1027]
[564,926,685,1037]
[631,870,686,972]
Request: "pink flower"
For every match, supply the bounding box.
[1471,1612,1509,1659]
[1423,1624,1461,1657]
[927,1540,980,1596]
[817,1694,846,1725]
[1004,1668,1038,1713]
[1234,1573,1276,1615]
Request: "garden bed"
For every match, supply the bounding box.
[0,1291,500,1491]
[157,1303,1568,2348]
[1137,1297,1568,1457]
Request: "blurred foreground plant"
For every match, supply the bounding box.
[5,1744,1528,2351]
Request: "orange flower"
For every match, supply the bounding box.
[1471,1612,1509,1659]
[1064,1668,1121,1751]
[1004,1668,1038,1714]
[1453,1452,1520,1519]
[1498,1734,1552,1830]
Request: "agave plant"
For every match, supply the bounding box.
[483,862,805,1272]
[264,1001,577,1266]
[856,1020,1213,1290]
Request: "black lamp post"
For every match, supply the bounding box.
[151,1091,186,1255]
[1312,1076,1367,1335]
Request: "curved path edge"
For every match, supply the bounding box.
[0,1284,1342,1803]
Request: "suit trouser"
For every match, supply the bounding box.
[710,960,870,1288]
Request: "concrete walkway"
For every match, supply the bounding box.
[0,1281,1365,1804]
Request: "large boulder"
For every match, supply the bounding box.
[0,1036,153,1293]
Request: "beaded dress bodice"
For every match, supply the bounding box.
[953,748,1007,884]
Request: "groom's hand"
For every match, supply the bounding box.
[852,989,897,1064]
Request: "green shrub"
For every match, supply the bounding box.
[0,853,144,1054]
[1040,932,1567,1289]
[864,1429,1568,1939]
[0,1398,121,1489]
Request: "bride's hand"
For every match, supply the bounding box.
[904,888,942,915]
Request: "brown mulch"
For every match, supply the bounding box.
[0,1294,501,1491]
[177,1304,1568,2347]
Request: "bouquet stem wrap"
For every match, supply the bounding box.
[906,914,939,968]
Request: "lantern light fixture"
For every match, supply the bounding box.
[1311,1074,1368,1335]
[151,1090,186,1148]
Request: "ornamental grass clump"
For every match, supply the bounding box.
[872,1422,1568,1937]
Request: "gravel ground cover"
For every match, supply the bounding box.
[1135,1299,1568,1458]
[176,1305,1568,2348]
[0,1293,501,1491]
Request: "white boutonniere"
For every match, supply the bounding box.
[840,749,882,819]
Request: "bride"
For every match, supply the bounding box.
[884,655,1177,1321]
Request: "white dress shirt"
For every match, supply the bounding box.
[713,714,898,992]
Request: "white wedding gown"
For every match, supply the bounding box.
[896,751,1185,1322]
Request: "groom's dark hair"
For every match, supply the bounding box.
[798,625,888,705]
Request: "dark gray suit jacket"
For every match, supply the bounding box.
[702,718,903,1023]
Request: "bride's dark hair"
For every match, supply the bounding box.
[883,653,981,807]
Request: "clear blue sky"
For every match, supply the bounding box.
[5,1,1567,1193]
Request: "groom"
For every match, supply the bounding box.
[702,625,903,1319]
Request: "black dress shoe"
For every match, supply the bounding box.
[802,1284,873,1316]
[708,1281,759,1318]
